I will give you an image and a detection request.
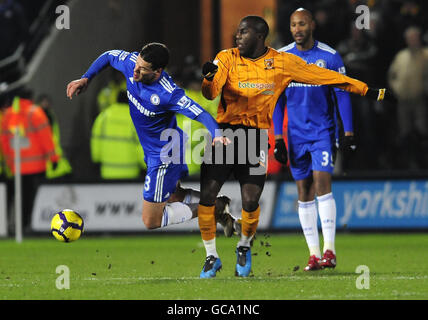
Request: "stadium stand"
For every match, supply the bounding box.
[0,0,62,86]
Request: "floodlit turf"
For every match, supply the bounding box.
[0,232,427,300]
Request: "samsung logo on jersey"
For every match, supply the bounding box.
[127,91,156,117]
[288,82,321,88]
[238,82,275,90]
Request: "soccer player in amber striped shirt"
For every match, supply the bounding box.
[198,15,388,278]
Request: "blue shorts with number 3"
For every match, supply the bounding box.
[288,137,335,181]
[143,163,189,203]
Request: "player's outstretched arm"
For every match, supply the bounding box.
[283,52,391,101]
[193,111,231,146]
[66,78,89,100]
[66,50,127,100]
[365,88,392,101]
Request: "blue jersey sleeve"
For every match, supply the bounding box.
[194,112,220,139]
[82,50,133,79]
[168,87,220,139]
[273,92,286,136]
[330,53,353,132]
[335,91,353,132]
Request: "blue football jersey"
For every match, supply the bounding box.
[83,50,215,167]
[278,41,351,143]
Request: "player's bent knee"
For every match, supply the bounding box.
[142,201,165,229]
[199,192,217,207]
[142,215,161,229]
[199,180,222,206]
[242,201,259,213]
[314,184,331,197]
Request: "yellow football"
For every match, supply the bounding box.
[51,209,84,242]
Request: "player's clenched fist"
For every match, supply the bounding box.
[274,138,288,164]
[202,62,218,81]
[66,78,89,99]
[342,135,357,153]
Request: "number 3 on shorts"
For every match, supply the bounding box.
[321,151,334,167]
[144,175,151,191]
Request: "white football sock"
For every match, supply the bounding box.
[317,192,336,254]
[161,202,193,227]
[183,188,200,205]
[203,238,219,258]
[237,234,254,248]
[298,200,321,258]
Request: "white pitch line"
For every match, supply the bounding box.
[83,276,201,281]
[81,275,428,282]
[302,291,427,299]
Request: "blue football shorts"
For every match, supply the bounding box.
[143,162,189,203]
[288,137,335,181]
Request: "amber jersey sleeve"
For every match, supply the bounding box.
[202,47,368,129]
[280,51,368,95]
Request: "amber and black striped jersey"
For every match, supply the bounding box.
[202,47,368,129]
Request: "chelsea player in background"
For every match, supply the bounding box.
[66,43,235,236]
[273,8,357,271]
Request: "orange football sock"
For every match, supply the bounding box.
[198,204,216,241]
[241,206,260,240]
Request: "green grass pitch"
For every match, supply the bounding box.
[0,232,427,300]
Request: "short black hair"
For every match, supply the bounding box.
[241,15,269,40]
[139,42,170,70]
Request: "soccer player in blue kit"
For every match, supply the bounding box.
[273,9,357,271]
[66,43,235,234]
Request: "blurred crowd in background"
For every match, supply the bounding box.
[1,0,428,189]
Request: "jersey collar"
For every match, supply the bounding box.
[295,40,318,54]
[240,47,271,61]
